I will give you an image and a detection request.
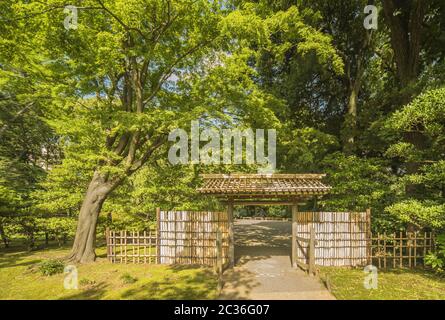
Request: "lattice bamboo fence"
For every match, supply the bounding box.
[295,211,370,267]
[369,232,435,269]
[106,229,158,264]
[158,211,229,265]
[106,211,229,266]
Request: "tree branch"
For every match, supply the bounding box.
[0,102,35,137]
[128,135,167,174]
[143,40,210,106]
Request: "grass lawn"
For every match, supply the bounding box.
[320,267,445,300]
[0,242,218,300]
[4,241,445,300]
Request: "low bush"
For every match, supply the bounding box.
[39,259,65,276]
[425,234,445,274]
[120,273,137,284]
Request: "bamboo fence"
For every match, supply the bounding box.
[295,211,370,267]
[157,211,229,265]
[106,211,229,266]
[106,229,158,264]
[369,232,434,269]
[106,210,435,269]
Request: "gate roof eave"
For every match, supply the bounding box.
[196,173,331,202]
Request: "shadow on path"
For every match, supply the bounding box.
[219,220,334,300]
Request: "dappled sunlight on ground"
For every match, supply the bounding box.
[320,266,445,300]
[0,242,218,300]
[220,220,334,300]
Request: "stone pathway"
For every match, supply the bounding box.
[219,219,335,300]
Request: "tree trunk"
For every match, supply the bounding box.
[383,0,429,198]
[341,28,371,155]
[67,171,118,263]
[0,223,9,248]
[382,0,426,88]
[27,232,35,251]
[343,84,359,154]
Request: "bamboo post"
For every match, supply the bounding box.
[413,231,417,267]
[309,225,316,276]
[399,231,403,268]
[119,231,123,263]
[132,231,136,264]
[383,232,387,269]
[174,211,178,264]
[144,230,147,264]
[105,227,110,262]
[124,230,127,264]
[392,232,395,268]
[291,202,298,267]
[227,199,234,268]
[377,233,381,269]
[156,207,160,264]
[137,231,140,264]
[408,233,412,268]
[429,232,433,253]
[366,208,371,265]
[215,228,223,292]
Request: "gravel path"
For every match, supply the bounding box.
[219,219,335,300]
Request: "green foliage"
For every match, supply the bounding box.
[32,160,91,215]
[221,3,344,75]
[120,273,138,285]
[1,216,76,249]
[0,0,444,246]
[321,153,401,232]
[425,253,444,274]
[38,259,65,276]
[79,278,97,287]
[385,200,445,230]
[279,127,339,172]
[40,217,77,242]
[383,87,445,231]
[321,153,392,210]
[425,234,445,274]
[388,87,445,135]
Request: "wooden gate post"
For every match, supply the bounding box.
[156,207,161,264]
[215,228,223,292]
[366,208,371,265]
[227,199,235,268]
[105,227,110,262]
[309,225,316,276]
[291,202,298,267]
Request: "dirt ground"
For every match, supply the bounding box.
[219,219,335,300]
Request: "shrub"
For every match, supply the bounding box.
[120,273,137,284]
[425,234,445,274]
[79,278,96,287]
[39,259,65,276]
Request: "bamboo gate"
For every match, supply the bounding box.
[106,209,435,270]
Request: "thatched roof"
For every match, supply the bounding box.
[197,173,331,199]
